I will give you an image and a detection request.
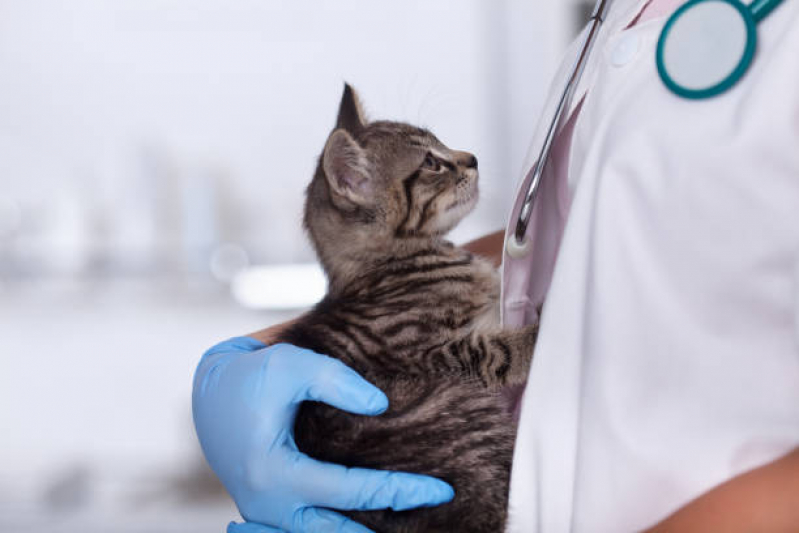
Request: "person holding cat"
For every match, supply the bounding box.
[193,0,799,531]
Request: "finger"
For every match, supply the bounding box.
[292,453,455,512]
[305,358,389,415]
[291,507,375,533]
[227,521,285,533]
[271,344,389,415]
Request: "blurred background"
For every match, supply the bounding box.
[0,0,589,531]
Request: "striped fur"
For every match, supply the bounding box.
[276,85,538,532]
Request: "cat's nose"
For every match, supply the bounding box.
[454,151,478,170]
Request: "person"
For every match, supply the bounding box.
[192,0,799,530]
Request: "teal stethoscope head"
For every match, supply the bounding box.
[656,0,785,99]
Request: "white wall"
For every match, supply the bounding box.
[0,0,585,273]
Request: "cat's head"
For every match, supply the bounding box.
[305,84,479,274]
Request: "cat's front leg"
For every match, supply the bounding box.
[434,324,538,389]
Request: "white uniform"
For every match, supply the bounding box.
[502,0,799,531]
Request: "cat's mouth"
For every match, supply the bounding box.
[447,183,479,212]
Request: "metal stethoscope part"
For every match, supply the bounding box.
[511,0,612,252]
[509,0,785,255]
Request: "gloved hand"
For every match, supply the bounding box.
[192,338,455,533]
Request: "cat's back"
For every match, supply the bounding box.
[354,242,500,308]
[277,244,514,532]
[281,243,499,376]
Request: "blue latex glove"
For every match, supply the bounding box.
[192,338,455,533]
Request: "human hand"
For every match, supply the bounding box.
[192,338,455,533]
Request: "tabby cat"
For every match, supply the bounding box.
[277,85,538,533]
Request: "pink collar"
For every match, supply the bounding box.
[632,0,686,25]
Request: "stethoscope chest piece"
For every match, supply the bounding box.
[657,0,784,99]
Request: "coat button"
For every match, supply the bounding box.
[611,34,641,67]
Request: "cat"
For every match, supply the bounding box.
[276,84,538,532]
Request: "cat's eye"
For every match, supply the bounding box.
[422,153,441,172]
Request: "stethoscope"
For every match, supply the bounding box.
[508,0,786,256]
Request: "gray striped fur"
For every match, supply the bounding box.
[277,85,538,532]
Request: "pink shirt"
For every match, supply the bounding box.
[636,0,686,23]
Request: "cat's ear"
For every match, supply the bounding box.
[335,83,367,135]
[323,129,372,204]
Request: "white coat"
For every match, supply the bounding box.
[501,0,799,531]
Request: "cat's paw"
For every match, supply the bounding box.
[503,323,538,386]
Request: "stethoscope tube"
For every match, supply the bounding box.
[512,0,785,251]
[512,0,613,248]
[750,0,783,21]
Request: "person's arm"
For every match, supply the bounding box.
[463,229,505,267]
[248,314,306,344]
[643,447,799,533]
